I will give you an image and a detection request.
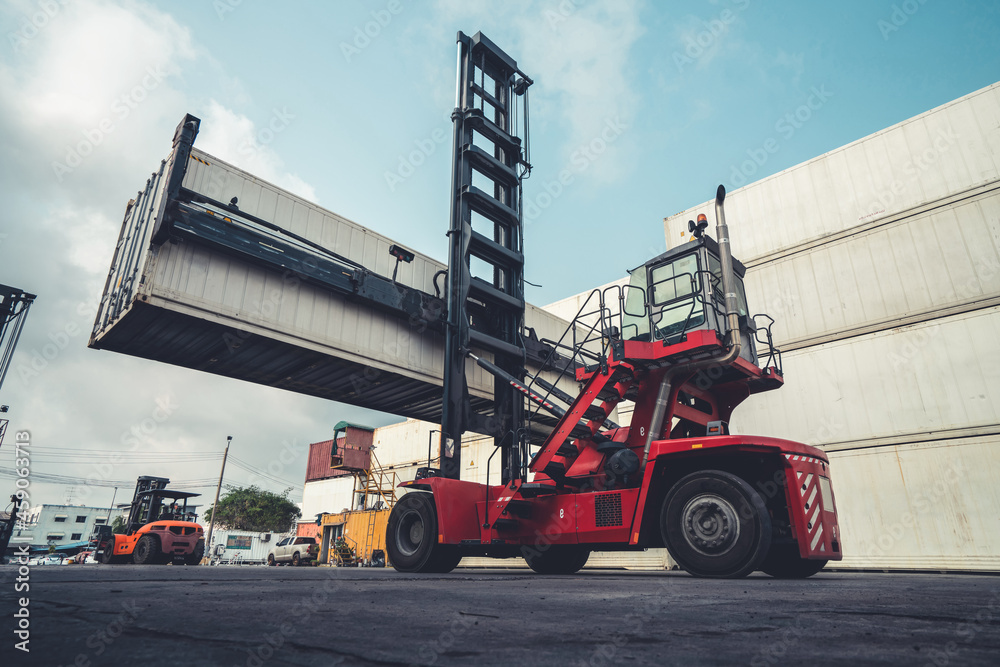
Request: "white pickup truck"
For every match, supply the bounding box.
[266,536,319,566]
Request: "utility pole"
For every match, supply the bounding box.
[105,486,118,530]
[204,435,231,563]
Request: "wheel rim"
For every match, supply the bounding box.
[681,493,740,556]
[396,509,425,557]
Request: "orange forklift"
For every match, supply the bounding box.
[92,476,204,565]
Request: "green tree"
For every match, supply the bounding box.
[111,516,127,534]
[203,485,301,533]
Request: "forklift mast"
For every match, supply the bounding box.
[440,31,533,482]
[125,476,170,532]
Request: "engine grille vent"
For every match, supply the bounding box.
[595,493,623,527]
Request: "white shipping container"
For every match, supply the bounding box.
[733,307,1000,446]
[208,529,275,565]
[91,122,581,428]
[828,434,1000,571]
[665,82,1000,264]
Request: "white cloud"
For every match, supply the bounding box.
[0,0,332,506]
[196,100,318,203]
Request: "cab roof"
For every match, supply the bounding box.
[630,235,747,277]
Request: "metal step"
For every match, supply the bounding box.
[466,109,522,157]
[505,499,532,518]
[556,442,579,458]
[464,185,520,228]
[468,230,523,268]
[465,143,519,187]
[518,483,558,498]
[469,277,524,311]
[492,517,519,531]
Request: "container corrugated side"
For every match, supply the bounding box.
[741,188,1000,348]
[92,147,586,425]
[830,434,1000,571]
[664,81,1000,264]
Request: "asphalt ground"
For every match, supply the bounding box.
[0,564,998,666]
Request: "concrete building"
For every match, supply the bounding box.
[12,504,127,553]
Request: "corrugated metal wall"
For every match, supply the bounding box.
[658,81,1000,571]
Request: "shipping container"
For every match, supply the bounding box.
[305,422,375,482]
[207,529,275,565]
[315,509,390,566]
[89,116,581,430]
[664,82,1000,264]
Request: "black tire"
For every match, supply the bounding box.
[661,470,771,579]
[132,534,161,565]
[97,540,118,564]
[291,552,300,566]
[386,492,457,573]
[267,554,276,566]
[425,546,463,574]
[183,540,204,566]
[524,545,590,574]
[760,544,827,578]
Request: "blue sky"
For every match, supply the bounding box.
[1,0,998,507]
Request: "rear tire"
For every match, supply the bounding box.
[184,540,204,566]
[386,492,458,573]
[132,535,161,565]
[524,545,590,574]
[661,470,771,579]
[291,552,301,566]
[760,544,827,578]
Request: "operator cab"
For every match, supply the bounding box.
[621,235,759,366]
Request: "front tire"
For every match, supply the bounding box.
[267,554,276,566]
[760,544,827,578]
[661,470,771,579]
[386,492,458,573]
[97,539,119,564]
[132,535,161,565]
[524,545,590,574]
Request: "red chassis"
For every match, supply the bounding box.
[400,435,840,572]
[393,323,842,578]
[387,187,843,578]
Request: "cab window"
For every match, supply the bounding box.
[647,253,705,340]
